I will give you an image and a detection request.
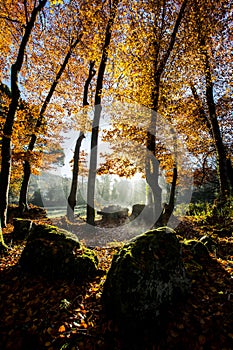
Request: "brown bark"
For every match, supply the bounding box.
[67,62,96,221]
[86,0,119,225]
[203,47,231,199]
[67,132,85,221]
[192,0,232,201]
[189,82,213,134]
[0,0,47,227]
[156,165,178,227]
[190,75,232,199]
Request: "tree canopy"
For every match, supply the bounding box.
[0,0,232,226]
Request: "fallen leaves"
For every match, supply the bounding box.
[58,325,66,333]
[0,219,232,349]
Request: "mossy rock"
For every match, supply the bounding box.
[27,223,80,245]
[102,229,190,327]
[19,224,98,280]
[13,218,33,240]
[182,239,211,261]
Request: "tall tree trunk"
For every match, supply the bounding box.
[203,47,231,200]
[146,0,188,226]
[67,62,95,221]
[189,82,213,134]
[19,34,82,214]
[190,80,232,198]
[19,160,31,212]
[0,0,47,227]
[146,80,162,220]
[156,165,178,227]
[193,0,232,202]
[67,133,85,221]
[86,0,119,225]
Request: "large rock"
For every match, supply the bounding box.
[182,237,214,261]
[130,204,155,225]
[181,237,214,279]
[97,205,129,224]
[131,204,145,218]
[19,224,98,280]
[13,218,33,240]
[102,229,189,326]
[7,204,47,223]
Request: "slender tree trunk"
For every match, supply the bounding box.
[203,48,231,199]
[190,82,213,134]
[146,79,162,219]
[154,127,178,227]
[83,61,95,107]
[0,136,12,227]
[67,132,85,221]
[19,160,31,212]
[190,78,232,199]
[86,0,119,225]
[19,34,82,214]
[67,62,95,221]
[168,165,178,211]
[0,0,47,227]
[156,165,178,227]
[87,105,102,225]
[193,0,232,202]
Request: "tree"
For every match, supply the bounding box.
[0,82,52,203]
[172,0,233,202]
[19,30,82,213]
[86,0,120,225]
[67,62,95,221]
[96,0,188,226]
[145,0,188,223]
[195,30,232,200]
[0,0,47,227]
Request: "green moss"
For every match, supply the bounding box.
[28,224,80,245]
[182,239,210,261]
[19,223,98,280]
[102,229,190,326]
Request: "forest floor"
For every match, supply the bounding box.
[0,215,232,350]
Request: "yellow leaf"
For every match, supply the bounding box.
[58,325,66,333]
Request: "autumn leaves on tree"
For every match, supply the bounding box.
[0,0,232,228]
[0,0,48,227]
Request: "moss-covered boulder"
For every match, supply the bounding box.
[182,239,211,261]
[102,229,190,326]
[181,237,214,279]
[19,224,98,280]
[13,218,33,240]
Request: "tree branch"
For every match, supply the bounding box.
[157,0,188,76]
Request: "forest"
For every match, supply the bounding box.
[0,0,232,349]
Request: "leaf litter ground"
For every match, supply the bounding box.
[0,217,232,350]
